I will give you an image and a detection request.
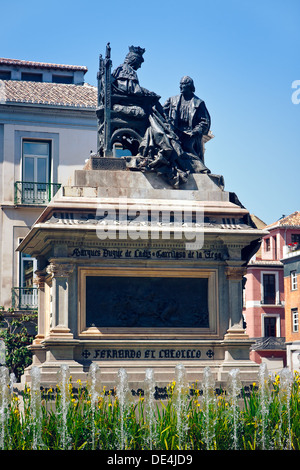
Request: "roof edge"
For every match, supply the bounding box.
[0,57,88,73]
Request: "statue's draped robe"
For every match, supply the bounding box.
[163,94,211,162]
[110,61,211,187]
[112,63,143,95]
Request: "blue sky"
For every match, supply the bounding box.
[1,0,299,225]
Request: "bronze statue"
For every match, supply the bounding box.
[96,44,211,187]
[163,76,211,163]
[97,45,160,156]
[112,46,157,99]
[112,46,145,95]
[135,76,211,186]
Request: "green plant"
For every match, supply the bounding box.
[0,312,37,381]
[0,371,299,450]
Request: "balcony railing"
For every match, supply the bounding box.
[251,337,286,351]
[14,181,61,205]
[12,287,38,310]
[287,242,300,253]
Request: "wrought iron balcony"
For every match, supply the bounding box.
[251,337,286,351]
[14,181,61,205]
[12,287,38,310]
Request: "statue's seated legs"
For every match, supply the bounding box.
[97,93,159,157]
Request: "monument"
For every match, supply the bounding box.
[18,45,266,389]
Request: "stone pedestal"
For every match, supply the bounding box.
[18,159,266,389]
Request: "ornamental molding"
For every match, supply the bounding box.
[33,271,45,288]
[46,262,74,279]
[225,266,247,280]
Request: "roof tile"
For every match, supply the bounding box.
[0,80,97,108]
[0,57,87,72]
[266,211,300,229]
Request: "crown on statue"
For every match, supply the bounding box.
[128,46,145,56]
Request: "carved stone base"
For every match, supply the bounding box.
[83,156,126,171]
[18,336,259,390]
[48,325,74,339]
[224,328,250,341]
[32,334,45,345]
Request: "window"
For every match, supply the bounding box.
[263,273,276,304]
[52,74,73,84]
[12,241,38,309]
[14,131,60,205]
[291,271,298,291]
[20,252,37,288]
[264,316,276,337]
[265,238,270,251]
[21,140,50,203]
[291,234,300,244]
[273,235,277,260]
[23,140,50,182]
[292,308,299,333]
[21,72,43,82]
[0,71,11,80]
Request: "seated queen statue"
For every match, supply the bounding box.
[111,46,160,118]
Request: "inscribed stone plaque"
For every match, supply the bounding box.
[86,276,209,328]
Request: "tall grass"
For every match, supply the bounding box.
[0,369,300,450]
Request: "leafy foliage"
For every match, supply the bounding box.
[0,312,37,381]
[0,371,300,450]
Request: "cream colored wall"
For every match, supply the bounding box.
[0,120,97,309]
[56,127,97,185]
[0,207,42,308]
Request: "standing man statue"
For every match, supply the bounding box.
[163,76,211,164]
[136,75,211,186]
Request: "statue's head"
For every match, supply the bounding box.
[180,76,195,94]
[124,46,145,70]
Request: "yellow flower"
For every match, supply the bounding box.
[294,371,300,385]
[273,374,280,386]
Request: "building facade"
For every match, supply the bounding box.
[281,212,300,372]
[0,57,97,311]
[244,212,300,372]
[243,215,286,372]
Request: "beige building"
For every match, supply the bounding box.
[0,57,98,311]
